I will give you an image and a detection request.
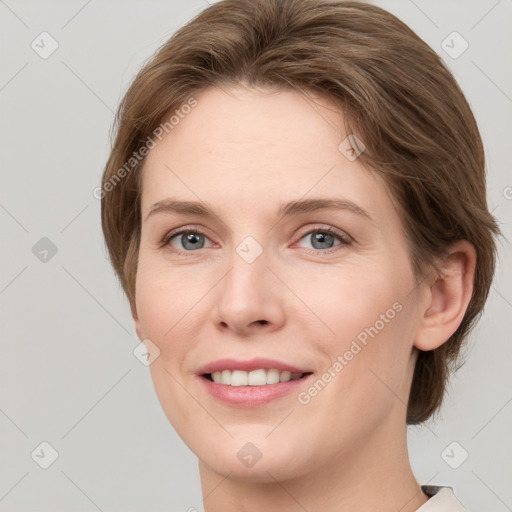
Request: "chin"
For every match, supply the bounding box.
[199,453,306,483]
[194,436,310,482]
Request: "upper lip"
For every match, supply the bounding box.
[197,358,312,375]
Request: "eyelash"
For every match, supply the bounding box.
[159,224,352,256]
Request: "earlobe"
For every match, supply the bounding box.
[414,240,476,351]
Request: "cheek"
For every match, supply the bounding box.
[300,257,416,398]
[134,262,205,432]
[134,257,204,340]
[295,260,408,345]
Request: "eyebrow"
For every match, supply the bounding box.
[145,197,373,223]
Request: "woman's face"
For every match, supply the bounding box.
[134,85,425,481]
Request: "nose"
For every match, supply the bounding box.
[213,248,286,337]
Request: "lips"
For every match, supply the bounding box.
[196,357,311,375]
[198,371,314,406]
[196,358,314,406]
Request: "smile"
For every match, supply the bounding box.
[206,368,307,386]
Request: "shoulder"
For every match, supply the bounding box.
[416,485,469,512]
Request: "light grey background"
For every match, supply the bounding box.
[1,1,510,511]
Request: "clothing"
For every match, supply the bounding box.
[417,486,468,511]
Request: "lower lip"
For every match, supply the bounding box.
[198,374,314,407]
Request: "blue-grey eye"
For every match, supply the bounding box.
[170,231,211,251]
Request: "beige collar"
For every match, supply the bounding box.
[417,486,468,512]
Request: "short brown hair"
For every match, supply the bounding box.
[100,0,500,424]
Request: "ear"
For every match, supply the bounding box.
[414,240,476,351]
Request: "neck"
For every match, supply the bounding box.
[198,412,428,512]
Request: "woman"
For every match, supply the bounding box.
[100,1,500,510]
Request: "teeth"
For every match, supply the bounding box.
[280,371,291,382]
[210,369,305,386]
[266,368,280,384]
[230,370,247,386]
[248,369,266,385]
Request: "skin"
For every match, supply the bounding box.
[132,84,476,512]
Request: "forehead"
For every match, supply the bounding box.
[139,85,394,224]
